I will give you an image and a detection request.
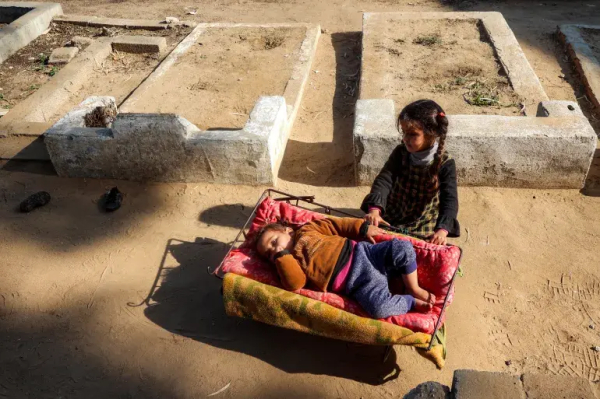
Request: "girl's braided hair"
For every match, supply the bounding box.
[398,99,449,190]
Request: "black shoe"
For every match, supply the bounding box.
[20,191,51,213]
[104,187,122,212]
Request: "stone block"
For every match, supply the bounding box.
[112,36,167,54]
[45,95,288,185]
[48,46,79,64]
[521,373,597,399]
[68,35,93,49]
[0,2,63,64]
[452,369,525,399]
[403,381,450,399]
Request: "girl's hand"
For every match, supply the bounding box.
[364,208,390,228]
[429,229,448,245]
[365,225,385,244]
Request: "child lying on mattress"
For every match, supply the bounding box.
[255,217,436,318]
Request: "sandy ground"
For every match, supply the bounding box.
[362,18,522,115]
[1,0,600,398]
[126,27,306,130]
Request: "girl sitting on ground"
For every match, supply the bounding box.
[361,99,460,245]
[254,217,435,319]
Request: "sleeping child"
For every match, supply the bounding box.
[254,217,435,318]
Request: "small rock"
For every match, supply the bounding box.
[592,346,600,352]
[48,47,79,65]
[164,16,179,24]
[101,27,116,37]
[28,56,35,61]
[321,28,330,34]
[505,360,512,366]
[403,381,450,399]
[589,324,595,330]
[68,36,93,49]
[186,9,197,15]
[20,191,51,213]
[0,109,9,118]
[568,105,575,111]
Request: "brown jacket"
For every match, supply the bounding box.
[274,217,367,292]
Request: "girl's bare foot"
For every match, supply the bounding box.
[413,298,433,313]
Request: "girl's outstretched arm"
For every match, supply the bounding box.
[435,159,460,237]
[360,145,403,215]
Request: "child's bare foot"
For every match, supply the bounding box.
[413,298,433,313]
[407,287,436,304]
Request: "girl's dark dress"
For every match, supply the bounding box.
[361,144,460,238]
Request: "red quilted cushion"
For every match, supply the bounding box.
[220,197,461,334]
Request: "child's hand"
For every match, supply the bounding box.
[365,225,385,244]
[364,209,390,228]
[429,229,448,245]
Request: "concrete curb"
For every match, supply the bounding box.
[45,96,288,184]
[0,2,63,64]
[558,24,600,114]
[354,99,597,189]
[53,14,196,29]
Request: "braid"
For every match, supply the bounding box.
[430,112,448,190]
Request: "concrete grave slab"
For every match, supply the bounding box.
[0,2,63,64]
[559,24,600,116]
[354,12,597,189]
[48,46,79,64]
[44,23,320,185]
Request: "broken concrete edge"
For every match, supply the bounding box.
[53,14,196,30]
[558,24,600,113]
[0,34,172,138]
[0,2,63,64]
[354,99,597,189]
[360,12,548,115]
[45,96,288,185]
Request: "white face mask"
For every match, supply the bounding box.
[409,141,438,166]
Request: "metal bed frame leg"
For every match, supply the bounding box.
[383,345,393,362]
